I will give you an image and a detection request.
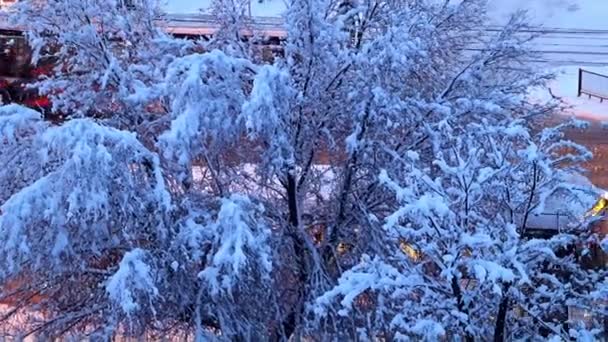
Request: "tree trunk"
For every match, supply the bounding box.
[493,285,511,342]
[279,171,306,341]
[451,277,474,342]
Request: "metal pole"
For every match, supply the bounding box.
[578,68,583,97]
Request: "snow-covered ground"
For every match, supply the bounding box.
[488,1,608,118]
[490,1,608,66]
[488,0,607,30]
[553,66,608,119]
[163,0,285,17]
[163,0,608,29]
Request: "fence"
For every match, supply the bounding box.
[578,68,608,102]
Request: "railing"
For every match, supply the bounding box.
[578,68,608,102]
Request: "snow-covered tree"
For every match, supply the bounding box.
[301,1,605,341]
[1,0,273,339]
[9,0,195,130]
[0,104,172,337]
[1,0,605,340]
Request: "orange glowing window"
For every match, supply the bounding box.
[399,241,420,262]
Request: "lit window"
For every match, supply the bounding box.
[337,242,351,255]
[399,241,420,262]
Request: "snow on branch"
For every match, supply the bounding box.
[314,255,422,317]
[159,50,253,169]
[106,248,159,315]
[0,117,171,276]
[198,194,272,296]
[0,104,46,143]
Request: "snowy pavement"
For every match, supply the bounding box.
[550,66,608,119]
[488,0,607,30]
[163,0,608,25]
[163,0,285,17]
[488,1,608,190]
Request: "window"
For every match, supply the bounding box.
[399,241,421,262]
[0,33,30,78]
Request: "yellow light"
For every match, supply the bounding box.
[585,196,608,217]
[337,242,350,255]
[399,241,420,261]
